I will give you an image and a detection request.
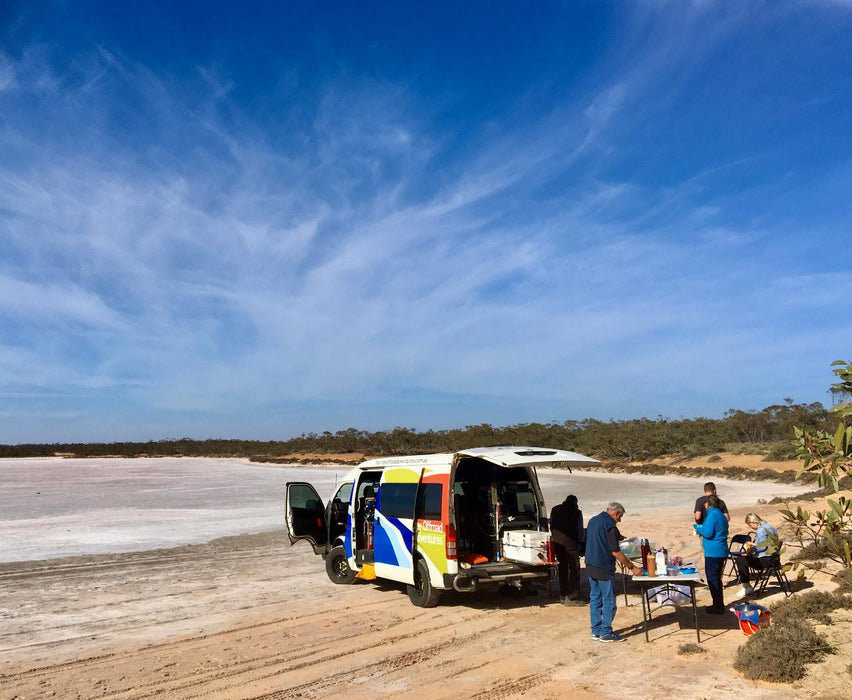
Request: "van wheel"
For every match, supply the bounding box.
[407,559,441,607]
[325,546,356,584]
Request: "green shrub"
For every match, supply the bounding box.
[733,616,833,682]
[677,642,705,655]
[763,442,796,461]
[771,591,852,626]
[834,568,852,593]
[707,454,722,462]
[792,534,852,562]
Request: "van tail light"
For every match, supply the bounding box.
[446,524,457,560]
[546,538,556,564]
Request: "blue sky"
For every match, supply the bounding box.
[1,1,851,444]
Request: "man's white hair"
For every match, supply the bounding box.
[607,502,625,516]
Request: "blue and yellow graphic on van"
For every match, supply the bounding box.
[382,467,420,483]
[374,515,413,567]
[415,520,448,574]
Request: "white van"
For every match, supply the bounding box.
[285,446,598,607]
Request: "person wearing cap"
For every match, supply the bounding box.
[585,502,642,642]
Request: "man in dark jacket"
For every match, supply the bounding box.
[585,502,642,642]
[550,494,585,604]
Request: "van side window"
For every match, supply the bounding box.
[333,482,353,505]
[416,483,443,520]
[379,483,418,519]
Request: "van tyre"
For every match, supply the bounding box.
[407,558,441,607]
[325,545,356,584]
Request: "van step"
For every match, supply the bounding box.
[355,549,374,566]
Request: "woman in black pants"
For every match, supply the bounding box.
[693,494,729,614]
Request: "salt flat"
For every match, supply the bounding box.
[0,457,810,562]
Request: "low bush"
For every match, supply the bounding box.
[762,442,796,461]
[677,642,705,655]
[733,616,833,682]
[771,590,852,626]
[791,534,852,562]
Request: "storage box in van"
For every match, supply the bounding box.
[285,445,598,607]
[501,530,551,565]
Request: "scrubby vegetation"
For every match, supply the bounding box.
[791,533,852,564]
[770,590,852,626]
[781,359,852,588]
[0,399,835,462]
[733,591,850,682]
[733,616,833,683]
[677,642,705,655]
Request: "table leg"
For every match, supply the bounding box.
[641,585,650,642]
[691,583,701,643]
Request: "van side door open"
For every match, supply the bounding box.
[285,482,328,555]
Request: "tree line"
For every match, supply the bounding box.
[0,399,835,462]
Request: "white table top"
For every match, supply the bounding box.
[632,573,704,583]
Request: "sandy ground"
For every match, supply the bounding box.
[1,455,850,699]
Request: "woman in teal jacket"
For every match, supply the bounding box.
[693,494,729,614]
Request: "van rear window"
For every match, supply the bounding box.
[379,483,418,518]
[417,483,443,520]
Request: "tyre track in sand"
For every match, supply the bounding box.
[1,531,566,699]
[2,532,531,699]
[1,523,813,700]
[2,594,508,699]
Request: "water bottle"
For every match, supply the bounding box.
[655,549,667,574]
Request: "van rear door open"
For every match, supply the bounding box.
[457,446,599,469]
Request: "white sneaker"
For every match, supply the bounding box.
[737,585,753,596]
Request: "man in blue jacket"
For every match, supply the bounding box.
[585,502,642,642]
[693,494,729,614]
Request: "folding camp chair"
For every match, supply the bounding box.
[749,553,793,597]
[726,533,752,580]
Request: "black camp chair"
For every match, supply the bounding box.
[726,533,752,580]
[749,552,794,597]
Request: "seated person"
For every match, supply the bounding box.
[735,513,780,596]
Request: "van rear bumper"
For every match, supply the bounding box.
[444,562,555,592]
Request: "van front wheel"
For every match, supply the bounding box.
[407,559,441,607]
[325,545,356,584]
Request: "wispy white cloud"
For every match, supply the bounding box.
[1,0,850,441]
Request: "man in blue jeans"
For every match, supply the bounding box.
[585,502,642,642]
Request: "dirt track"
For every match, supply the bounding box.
[7,513,849,700]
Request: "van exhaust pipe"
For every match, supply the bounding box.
[453,575,478,593]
